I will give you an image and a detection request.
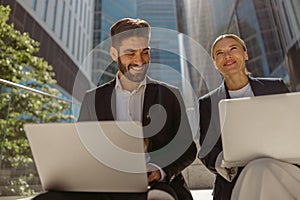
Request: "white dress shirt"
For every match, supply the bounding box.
[115,75,146,122]
[115,74,166,181]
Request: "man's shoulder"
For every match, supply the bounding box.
[85,79,115,95]
[146,76,179,91]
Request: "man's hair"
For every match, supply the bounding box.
[211,33,247,59]
[110,18,151,48]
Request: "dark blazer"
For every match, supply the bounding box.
[78,76,197,200]
[198,76,289,200]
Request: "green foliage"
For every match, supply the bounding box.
[0,5,74,196]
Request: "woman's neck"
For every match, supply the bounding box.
[224,74,249,90]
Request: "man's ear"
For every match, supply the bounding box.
[110,47,118,62]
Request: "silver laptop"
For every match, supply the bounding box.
[218,92,300,168]
[24,121,148,192]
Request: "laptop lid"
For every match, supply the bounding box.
[24,121,148,193]
[218,92,300,168]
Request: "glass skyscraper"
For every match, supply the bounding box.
[137,0,183,87]
[182,0,298,95]
[92,0,137,85]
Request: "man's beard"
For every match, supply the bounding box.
[118,57,149,82]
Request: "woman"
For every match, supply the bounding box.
[198,34,300,200]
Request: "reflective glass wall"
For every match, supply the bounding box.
[92,0,137,85]
[182,0,300,94]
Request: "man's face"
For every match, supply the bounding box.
[111,37,150,83]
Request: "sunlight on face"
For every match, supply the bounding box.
[117,37,150,83]
[213,37,248,77]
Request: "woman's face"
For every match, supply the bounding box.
[212,37,248,77]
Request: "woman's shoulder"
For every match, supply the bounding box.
[249,76,283,84]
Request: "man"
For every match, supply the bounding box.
[34,18,196,200]
[80,17,197,200]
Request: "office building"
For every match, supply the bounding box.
[92,0,137,85]
[137,0,183,88]
[178,0,216,96]
[0,0,94,101]
[182,0,299,95]
[271,0,300,91]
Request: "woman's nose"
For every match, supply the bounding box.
[224,51,232,58]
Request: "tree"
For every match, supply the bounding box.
[0,5,74,196]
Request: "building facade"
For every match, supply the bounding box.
[271,0,300,91]
[1,0,94,101]
[178,0,216,96]
[92,0,136,85]
[137,0,183,87]
[182,0,299,95]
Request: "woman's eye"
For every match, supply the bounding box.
[216,52,222,56]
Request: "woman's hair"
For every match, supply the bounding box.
[110,18,151,48]
[211,33,247,59]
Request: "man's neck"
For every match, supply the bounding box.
[118,72,140,92]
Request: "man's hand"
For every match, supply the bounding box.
[147,164,161,184]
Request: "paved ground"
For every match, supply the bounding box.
[191,189,213,200]
[0,189,213,200]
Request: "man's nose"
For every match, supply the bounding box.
[134,54,145,66]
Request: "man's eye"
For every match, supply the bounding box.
[125,53,134,57]
[216,52,222,56]
[231,47,237,50]
[143,51,149,55]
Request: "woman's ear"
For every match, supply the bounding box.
[110,47,118,62]
[245,52,249,61]
[213,60,218,70]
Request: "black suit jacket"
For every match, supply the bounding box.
[198,76,289,200]
[78,76,197,200]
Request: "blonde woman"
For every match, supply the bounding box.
[198,34,300,200]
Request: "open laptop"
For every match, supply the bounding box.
[218,92,300,168]
[24,121,148,193]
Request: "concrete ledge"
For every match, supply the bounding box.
[0,197,21,200]
[182,141,215,190]
[183,158,215,189]
[0,190,215,200]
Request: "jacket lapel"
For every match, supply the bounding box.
[104,92,116,120]
[248,76,266,96]
[142,77,159,125]
[98,79,116,120]
[218,82,229,99]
